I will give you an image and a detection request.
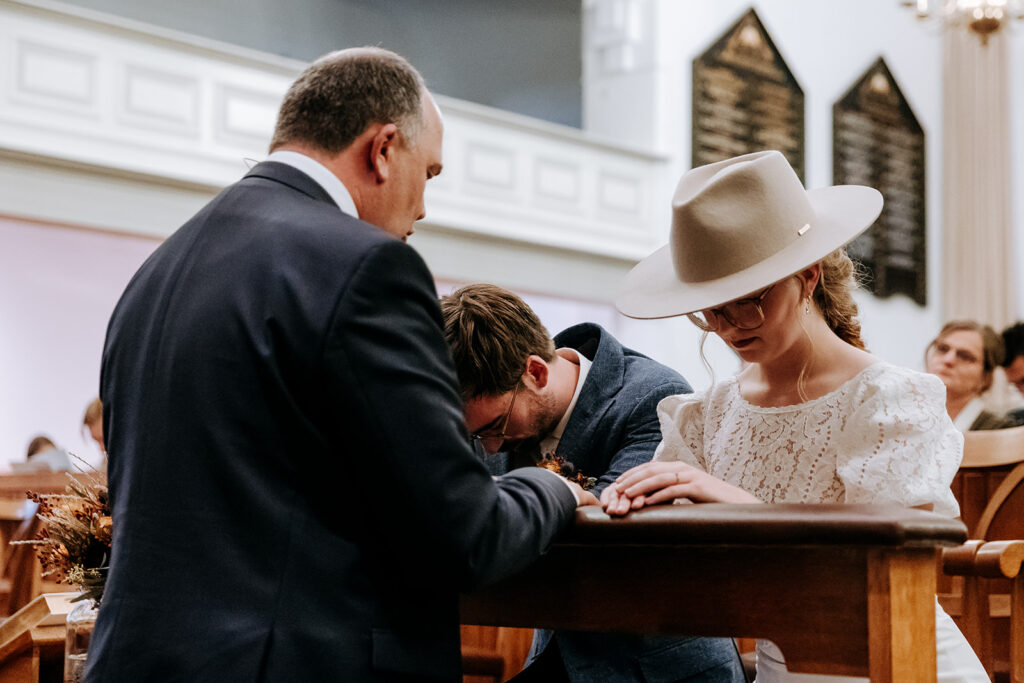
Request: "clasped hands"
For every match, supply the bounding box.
[600,461,760,516]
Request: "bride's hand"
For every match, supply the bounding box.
[600,481,645,517]
[609,461,761,509]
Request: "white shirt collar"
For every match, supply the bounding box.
[539,348,592,456]
[264,150,359,218]
[953,396,986,432]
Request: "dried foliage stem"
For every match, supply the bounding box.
[12,466,110,605]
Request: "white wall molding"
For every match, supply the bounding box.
[0,0,669,266]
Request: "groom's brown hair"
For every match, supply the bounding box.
[440,284,555,401]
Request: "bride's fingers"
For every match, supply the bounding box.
[643,485,691,506]
[613,461,668,487]
[621,470,683,499]
[603,486,627,515]
[600,485,615,508]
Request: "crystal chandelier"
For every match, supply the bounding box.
[903,0,1024,44]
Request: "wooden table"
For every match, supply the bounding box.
[461,504,967,682]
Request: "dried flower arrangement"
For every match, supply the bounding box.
[15,471,111,605]
[537,453,598,491]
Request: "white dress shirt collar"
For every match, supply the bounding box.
[539,348,592,457]
[264,150,359,218]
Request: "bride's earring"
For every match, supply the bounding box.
[803,297,811,315]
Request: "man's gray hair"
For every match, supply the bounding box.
[270,47,425,154]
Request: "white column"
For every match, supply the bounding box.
[941,27,1015,328]
[581,0,659,150]
[941,26,1016,410]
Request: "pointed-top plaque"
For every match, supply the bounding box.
[692,8,805,180]
[833,57,927,306]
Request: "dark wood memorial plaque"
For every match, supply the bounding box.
[692,8,805,181]
[833,57,927,305]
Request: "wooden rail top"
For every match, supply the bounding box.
[960,424,1024,468]
[561,504,967,548]
[0,470,106,500]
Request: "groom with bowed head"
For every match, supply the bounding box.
[89,47,595,682]
[440,283,745,682]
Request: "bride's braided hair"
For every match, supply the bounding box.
[812,249,866,351]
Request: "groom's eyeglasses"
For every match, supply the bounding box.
[470,382,521,442]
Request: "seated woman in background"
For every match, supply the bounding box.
[602,150,987,682]
[925,320,1017,431]
[20,434,73,472]
[82,397,104,452]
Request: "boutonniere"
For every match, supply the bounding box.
[537,453,597,491]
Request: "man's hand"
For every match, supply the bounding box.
[566,480,599,507]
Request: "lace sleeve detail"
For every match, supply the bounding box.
[834,366,962,517]
[652,391,708,471]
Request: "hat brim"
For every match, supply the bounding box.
[615,185,883,320]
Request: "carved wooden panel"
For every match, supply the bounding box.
[692,8,805,180]
[833,57,927,305]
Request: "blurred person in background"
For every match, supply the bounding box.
[19,434,73,472]
[82,397,104,453]
[925,321,1016,431]
[1001,322,1024,426]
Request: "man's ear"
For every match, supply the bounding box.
[369,123,399,184]
[523,355,550,391]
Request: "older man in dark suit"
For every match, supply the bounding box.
[89,48,593,682]
[440,284,745,682]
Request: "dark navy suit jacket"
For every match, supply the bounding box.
[500,324,744,682]
[87,162,576,682]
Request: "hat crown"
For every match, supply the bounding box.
[671,151,815,284]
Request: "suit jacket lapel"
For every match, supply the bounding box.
[554,325,624,469]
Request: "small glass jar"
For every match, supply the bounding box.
[64,599,99,683]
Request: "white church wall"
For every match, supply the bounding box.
[583,0,959,380]
[2,0,1023,465]
[0,217,158,469]
[0,0,670,466]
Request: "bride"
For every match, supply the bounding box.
[602,150,988,683]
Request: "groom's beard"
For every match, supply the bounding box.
[502,390,564,453]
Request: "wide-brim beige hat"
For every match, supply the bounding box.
[616,150,883,319]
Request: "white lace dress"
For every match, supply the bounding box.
[653,362,987,683]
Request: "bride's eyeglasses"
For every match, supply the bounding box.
[687,283,777,332]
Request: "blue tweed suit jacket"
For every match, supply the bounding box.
[496,323,745,682]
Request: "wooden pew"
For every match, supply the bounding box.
[939,426,1024,680]
[0,593,75,683]
[0,472,104,502]
[462,504,967,683]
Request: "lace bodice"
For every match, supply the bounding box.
[653,362,962,518]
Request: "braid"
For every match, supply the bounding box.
[813,249,866,350]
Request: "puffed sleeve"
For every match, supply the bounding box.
[833,366,962,518]
[652,391,709,471]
